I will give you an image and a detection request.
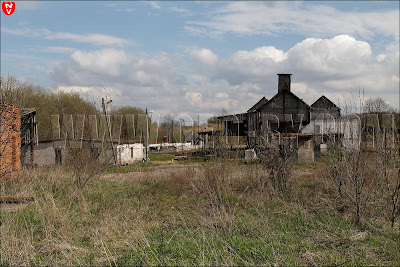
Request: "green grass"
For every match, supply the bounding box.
[187,156,205,163]
[104,161,158,173]
[1,162,399,266]
[148,153,175,162]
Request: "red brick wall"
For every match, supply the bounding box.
[0,104,21,179]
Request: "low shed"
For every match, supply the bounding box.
[117,143,145,165]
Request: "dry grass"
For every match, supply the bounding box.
[1,157,399,266]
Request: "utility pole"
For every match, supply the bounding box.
[145,108,149,162]
[198,114,201,149]
[30,112,34,167]
[225,120,228,144]
[179,118,182,144]
[102,98,117,166]
[180,118,183,153]
[133,114,136,138]
[171,117,174,144]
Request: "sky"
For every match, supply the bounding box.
[1,1,399,122]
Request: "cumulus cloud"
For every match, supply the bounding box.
[233,46,287,63]
[285,35,372,77]
[49,35,399,117]
[71,49,130,76]
[186,47,218,65]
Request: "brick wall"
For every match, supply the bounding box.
[0,104,21,179]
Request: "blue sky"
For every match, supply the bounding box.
[1,1,399,120]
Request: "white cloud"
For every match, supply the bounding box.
[216,92,228,98]
[56,86,119,105]
[43,46,77,54]
[1,27,132,47]
[186,2,399,41]
[232,46,286,63]
[185,92,203,106]
[57,86,96,93]
[170,6,190,14]
[147,1,161,9]
[186,47,218,65]
[46,32,130,46]
[49,35,399,116]
[70,49,130,76]
[15,0,42,10]
[1,27,48,37]
[285,35,372,76]
[101,3,119,7]
[115,8,135,13]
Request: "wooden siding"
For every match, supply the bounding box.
[259,91,310,122]
[311,95,341,120]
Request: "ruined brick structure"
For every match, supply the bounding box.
[0,104,21,178]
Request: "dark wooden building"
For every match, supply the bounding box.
[311,95,341,120]
[218,74,340,138]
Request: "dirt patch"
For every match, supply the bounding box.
[302,250,320,266]
[350,230,368,241]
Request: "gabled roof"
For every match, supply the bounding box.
[247,97,268,112]
[265,90,310,109]
[311,95,339,109]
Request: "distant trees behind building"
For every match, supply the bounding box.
[363,97,397,114]
[1,75,98,141]
[2,75,399,142]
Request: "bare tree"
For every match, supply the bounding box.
[326,117,371,224]
[375,127,400,228]
[258,143,295,194]
[219,108,228,116]
[363,97,391,114]
[327,138,344,197]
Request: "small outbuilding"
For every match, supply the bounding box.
[116,143,145,165]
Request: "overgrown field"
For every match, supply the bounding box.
[1,157,399,266]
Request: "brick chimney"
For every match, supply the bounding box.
[277,74,291,93]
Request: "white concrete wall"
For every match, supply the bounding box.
[117,144,144,165]
[301,120,337,134]
[150,143,202,152]
[301,118,361,150]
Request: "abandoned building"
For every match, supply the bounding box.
[218,74,341,135]
[0,104,37,178]
[216,74,345,162]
